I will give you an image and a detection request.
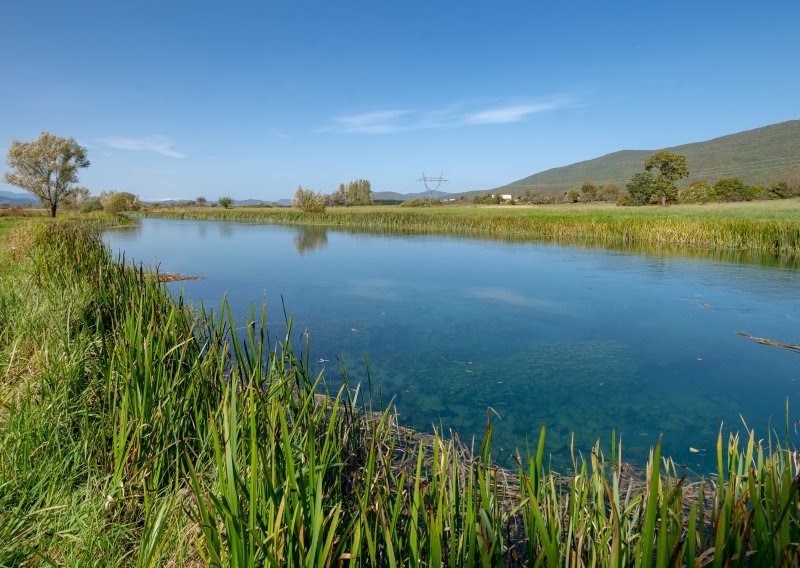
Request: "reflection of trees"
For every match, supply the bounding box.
[218,222,233,238]
[293,225,328,256]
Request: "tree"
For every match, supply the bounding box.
[625,171,658,205]
[62,186,91,210]
[4,132,90,217]
[679,181,715,204]
[101,191,141,214]
[713,178,751,202]
[330,184,346,207]
[81,197,103,213]
[767,181,792,200]
[565,189,580,203]
[644,150,688,206]
[579,181,597,202]
[196,196,208,206]
[344,179,373,205]
[218,196,233,208]
[293,186,327,213]
[600,183,620,202]
[357,179,373,205]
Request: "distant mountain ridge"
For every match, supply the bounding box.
[490,120,800,196]
[0,190,37,205]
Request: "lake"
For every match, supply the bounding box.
[105,218,800,470]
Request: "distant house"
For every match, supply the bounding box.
[501,194,513,201]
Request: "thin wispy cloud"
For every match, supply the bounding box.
[464,103,563,125]
[323,110,413,134]
[270,128,290,139]
[322,98,574,134]
[101,135,186,158]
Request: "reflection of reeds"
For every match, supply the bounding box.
[142,205,800,259]
[2,221,800,565]
[293,225,328,255]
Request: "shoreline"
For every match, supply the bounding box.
[139,200,800,259]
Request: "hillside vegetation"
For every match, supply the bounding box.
[492,120,800,196]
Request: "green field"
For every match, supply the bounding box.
[143,199,800,259]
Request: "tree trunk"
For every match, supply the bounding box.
[661,194,667,207]
[50,203,57,217]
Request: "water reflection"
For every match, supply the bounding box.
[218,222,234,239]
[293,225,328,255]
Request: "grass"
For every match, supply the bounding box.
[1,218,799,565]
[143,199,800,259]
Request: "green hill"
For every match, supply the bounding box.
[492,120,800,196]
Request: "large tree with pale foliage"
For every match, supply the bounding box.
[4,132,90,217]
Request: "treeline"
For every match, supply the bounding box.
[473,152,800,207]
[293,179,375,212]
[507,152,800,207]
[619,150,800,206]
[474,183,621,205]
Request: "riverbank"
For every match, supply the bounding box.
[142,199,800,259]
[2,217,799,565]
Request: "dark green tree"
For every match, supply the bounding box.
[579,181,597,202]
[644,150,688,206]
[625,171,658,205]
[713,178,751,202]
[767,181,792,199]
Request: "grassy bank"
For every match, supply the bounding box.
[142,199,800,259]
[2,219,800,565]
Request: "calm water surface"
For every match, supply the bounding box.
[106,218,800,470]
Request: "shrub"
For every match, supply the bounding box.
[218,196,233,209]
[625,171,658,205]
[679,181,715,204]
[767,181,792,199]
[713,178,753,202]
[401,198,442,207]
[81,197,103,213]
[101,191,142,214]
[292,186,327,213]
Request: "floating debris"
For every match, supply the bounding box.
[737,332,800,353]
[152,272,205,283]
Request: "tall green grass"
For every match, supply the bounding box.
[143,204,800,258]
[1,221,799,565]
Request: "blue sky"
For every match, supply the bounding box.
[1,0,798,200]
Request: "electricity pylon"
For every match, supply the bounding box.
[417,172,448,205]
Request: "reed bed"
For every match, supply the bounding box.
[1,221,799,565]
[143,205,800,258]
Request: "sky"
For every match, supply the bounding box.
[1,0,798,201]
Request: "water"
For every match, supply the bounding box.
[105,218,800,470]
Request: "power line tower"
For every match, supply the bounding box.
[417,172,448,206]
